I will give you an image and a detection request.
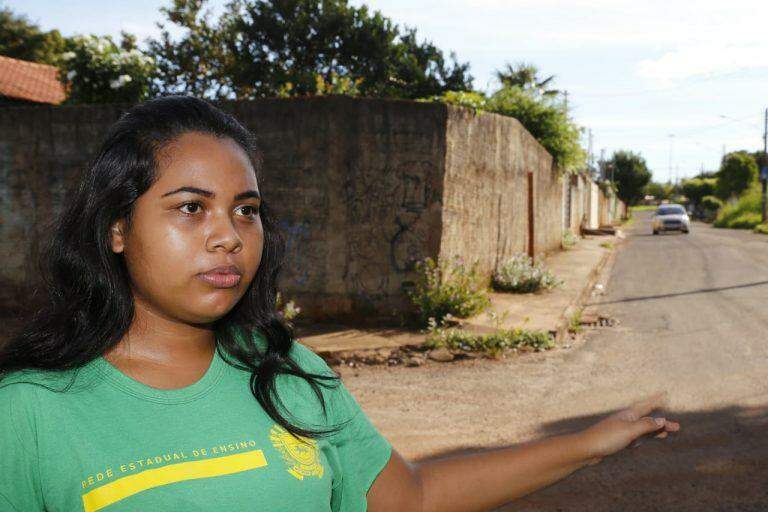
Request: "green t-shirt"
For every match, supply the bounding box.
[0,333,392,511]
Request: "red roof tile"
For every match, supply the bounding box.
[0,55,67,105]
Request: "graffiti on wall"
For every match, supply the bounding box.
[279,219,311,286]
[343,160,435,294]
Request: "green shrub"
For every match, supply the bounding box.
[713,185,762,228]
[700,195,722,211]
[418,90,488,113]
[421,85,587,173]
[487,86,586,173]
[568,309,583,333]
[408,255,491,325]
[425,319,554,357]
[754,223,768,235]
[492,254,561,293]
[699,195,723,222]
[562,231,580,249]
[729,212,762,229]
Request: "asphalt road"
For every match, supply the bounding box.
[344,211,768,511]
[503,210,768,511]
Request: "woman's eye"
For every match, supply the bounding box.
[179,202,202,215]
[237,205,261,220]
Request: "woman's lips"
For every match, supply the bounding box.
[197,272,241,288]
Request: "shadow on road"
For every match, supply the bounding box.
[591,279,768,306]
[414,403,768,511]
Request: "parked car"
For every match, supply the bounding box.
[652,204,690,235]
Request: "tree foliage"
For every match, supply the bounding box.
[680,177,717,207]
[608,150,652,205]
[486,86,585,172]
[0,7,66,65]
[146,0,230,99]
[494,62,559,97]
[715,151,758,200]
[422,63,583,173]
[148,0,473,100]
[58,33,156,104]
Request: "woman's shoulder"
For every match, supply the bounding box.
[0,364,95,403]
[233,324,334,376]
[0,371,46,443]
[288,339,335,375]
[0,369,47,397]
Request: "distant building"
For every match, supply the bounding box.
[0,55,66,106]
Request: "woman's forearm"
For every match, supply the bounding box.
[414,431,596,512]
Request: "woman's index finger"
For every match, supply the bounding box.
[629,391,669,417]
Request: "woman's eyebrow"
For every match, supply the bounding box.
[161,186,261,201]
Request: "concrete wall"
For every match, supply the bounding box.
[0,96,622,322]
[440,107,564,276]
[0,97,447,322]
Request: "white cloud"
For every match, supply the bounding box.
[637,44,768,88]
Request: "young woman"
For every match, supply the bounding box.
[0,95,679,512]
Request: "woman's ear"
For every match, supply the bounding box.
[110,219,126,254]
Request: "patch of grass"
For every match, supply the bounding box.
[599,241,614,249]
[754,222,768,235]
[620,215,636,228]
[568,309,583,333]
[630,205,658,212]
[424,319,555,358]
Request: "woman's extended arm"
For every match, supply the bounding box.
[366,392,680,512]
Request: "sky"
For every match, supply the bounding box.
[8,0,768,182]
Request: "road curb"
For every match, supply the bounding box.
[554,233,622,345]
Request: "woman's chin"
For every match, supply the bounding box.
[190,296,240,322]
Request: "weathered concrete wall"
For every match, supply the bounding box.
[440,107,564,276]
[0,97,447,322]
[227,97,447,321]
[1,97,620,323]
[0,104,127,312]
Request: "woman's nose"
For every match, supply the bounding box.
[205,213,243,253]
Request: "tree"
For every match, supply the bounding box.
[608,150,652,205]
[58,33,156,104]
[750,150,767,174]
[715,151,758,200]
[494,62,559,97]
[146,0,231,99]
[483,85,585,172]
[644,182,665,201]
[0,7,67,65]
[147,0,474,100]
[681,177,717,208]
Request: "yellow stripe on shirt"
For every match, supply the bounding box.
[81,450,268,512]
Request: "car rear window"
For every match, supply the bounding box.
[656,206,685,215]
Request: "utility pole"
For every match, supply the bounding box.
[762,107,767,222]
[600,148,606,180]
[668,134,675,184]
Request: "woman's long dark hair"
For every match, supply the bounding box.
[0,95,341,439]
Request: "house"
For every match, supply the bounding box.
[0,55,66,106]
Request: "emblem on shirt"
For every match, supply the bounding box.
[269,424,324,480]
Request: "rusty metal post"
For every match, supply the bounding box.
[527,171,535,261]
